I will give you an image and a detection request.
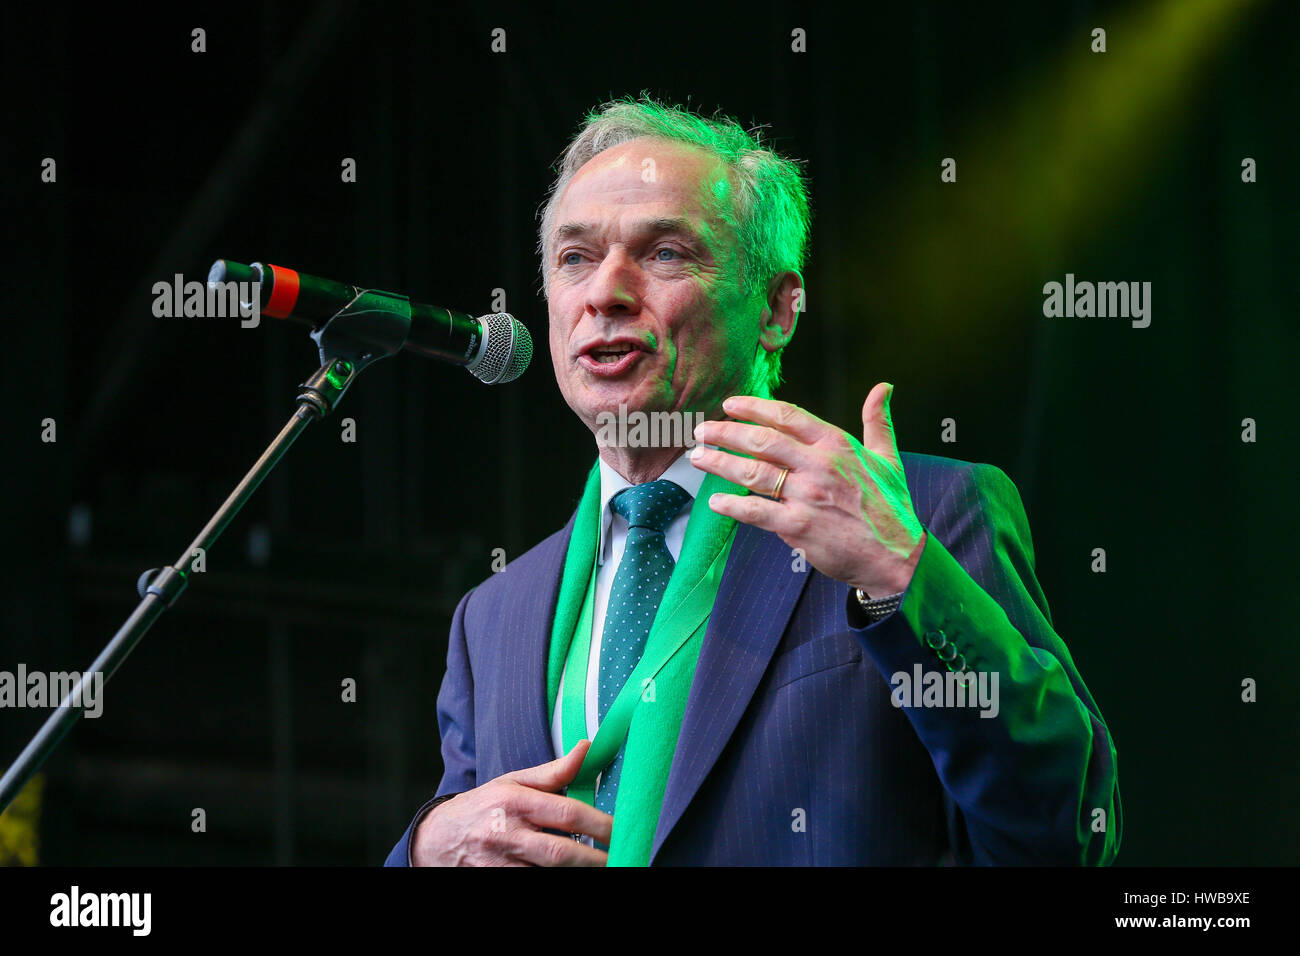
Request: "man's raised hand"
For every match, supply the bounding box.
[691,382,926,598]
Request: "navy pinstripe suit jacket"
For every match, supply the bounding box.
[385,451,1122,865]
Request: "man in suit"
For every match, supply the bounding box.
[385,96,1121,866]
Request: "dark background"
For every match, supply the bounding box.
[2,0,1296,865]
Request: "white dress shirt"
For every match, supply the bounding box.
[549,451,707,759]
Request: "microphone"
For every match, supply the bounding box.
[207,259,532,384]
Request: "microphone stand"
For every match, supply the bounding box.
[0,301,405,813]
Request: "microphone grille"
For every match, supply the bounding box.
[470,313,532,384]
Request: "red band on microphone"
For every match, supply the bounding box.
[264,264,301,319]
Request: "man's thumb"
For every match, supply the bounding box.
[513,740,591,791]
[862,382,896,457]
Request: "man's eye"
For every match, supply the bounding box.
[561,252,584,266]
[655,248,681,261]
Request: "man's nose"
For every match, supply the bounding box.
[585,248,641,316]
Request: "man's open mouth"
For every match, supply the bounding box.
[587,343,639,363]
[577,340,649,376]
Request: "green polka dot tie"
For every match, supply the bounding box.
[595,479,692,818]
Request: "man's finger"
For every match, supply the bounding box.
[511,830,609,867]
[519,790,615,844]
[720,395,831,444]
[506,740,591,792]
[691,419,813,471]
[690,446,789,500]
[706,490,787,536]
[861,382,899,460]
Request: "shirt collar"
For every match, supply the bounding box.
[597,450,708,565]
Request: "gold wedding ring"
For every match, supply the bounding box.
[771,467,790,502]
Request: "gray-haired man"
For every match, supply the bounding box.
[386,96,1120,867]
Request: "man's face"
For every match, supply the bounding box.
[545,137,763,435]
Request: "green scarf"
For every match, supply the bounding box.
[546,459,743,866]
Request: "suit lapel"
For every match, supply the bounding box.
[650,521,811,860]
[513,515,576,772]
[513,463,603,773]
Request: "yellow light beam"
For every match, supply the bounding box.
[847,0,1262,360]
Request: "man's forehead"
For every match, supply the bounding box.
[556,138,734,225]
[580,136,723,174]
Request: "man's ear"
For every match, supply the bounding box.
[758,270,802,355]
